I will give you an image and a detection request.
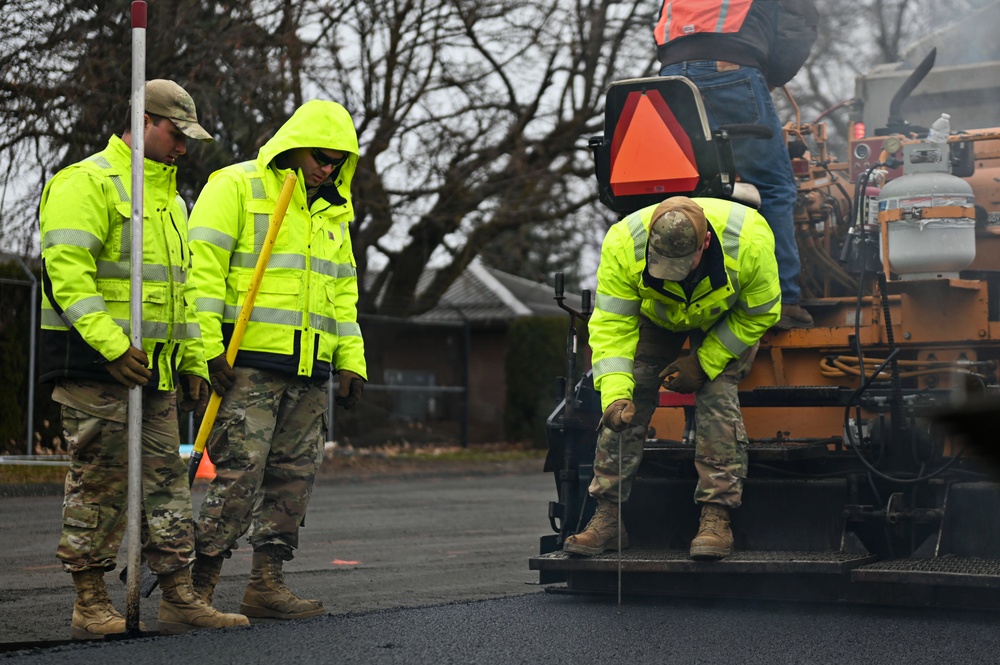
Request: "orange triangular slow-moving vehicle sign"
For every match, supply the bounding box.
[610,90,699,196]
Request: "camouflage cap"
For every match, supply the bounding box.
[646,196,708,281]
[141,79,213,143]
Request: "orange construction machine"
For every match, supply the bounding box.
[531,48,1000,609]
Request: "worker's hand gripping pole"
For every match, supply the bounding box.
[186,173,297,485]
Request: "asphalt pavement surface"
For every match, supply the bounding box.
[2,460,999,663]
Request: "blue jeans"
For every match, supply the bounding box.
[660,61,801,304]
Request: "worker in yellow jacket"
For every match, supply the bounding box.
[40,79,249,637]
[186,100,366,619]
[564,196,780,561]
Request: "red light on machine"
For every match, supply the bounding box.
[791,159,810,177]
[853,122,866,140]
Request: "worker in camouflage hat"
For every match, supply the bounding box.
[565,196,780,561]
[39,79,248,638]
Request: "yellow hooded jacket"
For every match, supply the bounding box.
[590,197,781,410]
[38,134,207,392]
[187,100,367,381]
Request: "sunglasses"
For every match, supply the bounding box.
[310,148,347,168]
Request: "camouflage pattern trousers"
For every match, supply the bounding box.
[54,380,195,575]
[195,367,327,559]
[589,316,758,508]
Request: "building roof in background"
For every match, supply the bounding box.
[412,258,582,325]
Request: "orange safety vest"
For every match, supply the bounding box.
[654,0,754,46]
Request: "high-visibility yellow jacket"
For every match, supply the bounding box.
[590,197,780,410]
[187,100,367,381]
[39,134,207,391]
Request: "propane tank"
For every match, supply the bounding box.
[878,141,975,279]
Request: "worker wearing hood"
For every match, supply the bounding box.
[186,100,367,620]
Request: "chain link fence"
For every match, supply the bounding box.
[325,313,473,448]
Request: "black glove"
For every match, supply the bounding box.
[179,375,209,416]
[659,354,708,394]
[105,346,151,388]
[599,399,635,432]
[335,369,364,410]
[207,354,236,396]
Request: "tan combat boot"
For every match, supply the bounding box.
[157,567,250,634]
[563,499,629,556]
[191,553,225,605]
[690,503,734,560]
[71,569,144,639]
[240,547,325,619]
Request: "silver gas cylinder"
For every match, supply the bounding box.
[879,141,976,279]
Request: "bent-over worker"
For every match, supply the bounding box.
[564,196,780,560]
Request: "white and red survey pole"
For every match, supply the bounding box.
[125,0,146,633]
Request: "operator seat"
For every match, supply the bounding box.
[589,76,769,216]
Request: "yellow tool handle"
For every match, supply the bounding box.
[191,172,297,457]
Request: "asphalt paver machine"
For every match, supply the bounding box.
[530,49,1000,609]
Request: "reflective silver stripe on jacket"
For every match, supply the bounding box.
[721,202,747,262]
[195,296,225,315]
[110,319,170,339]
[189,226,237,253]
[62,295,109,325]
[95,261,184,283]
[88,155,112,170]
[220,304,348,337]
[337,321,362,338]
[223,304,302,327]
[266,253,307,270]
[253,213,269,252]
[86,155,132,262]
[172,322,201,339]
[42,229,104,257]
[309,312,338,334]
[86,155,132,204]
[713,319,751,356]
[727,267,741,304]
[627,212,647,262]
[249,177,266,200]
[229,252,356,281]
[313,257,357,279]
[716,0,733,31]
[595,292,642,317]
[108,175,130,206]
[41,308,71,330]
[118,210,131,262]
[231,251,299,269]
[247,170,269,252]
[593,356,635,379]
